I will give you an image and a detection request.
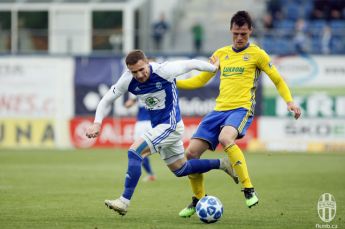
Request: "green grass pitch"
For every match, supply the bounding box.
[0,149,344,229]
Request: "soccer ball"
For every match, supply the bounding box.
[196,196,223,224]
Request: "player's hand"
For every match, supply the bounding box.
[86,123,101,138]
[209,55,220,72]
[287,102,301,120]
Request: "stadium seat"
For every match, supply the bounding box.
[284,1,301,21]
[275,38,294,55]
[330,20,345,38]
[275,20,295,31]
[273,19,296,38]
[308,20,327,36]
[330,36,345,54]
[311,36,321,54]
[261,37,275,54]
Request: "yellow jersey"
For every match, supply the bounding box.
[177,43,293,113]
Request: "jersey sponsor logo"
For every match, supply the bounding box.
[222,66,244,77]
[139,90,166,110]
[145,97,160,109]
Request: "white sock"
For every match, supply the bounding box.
[120,196,130,206]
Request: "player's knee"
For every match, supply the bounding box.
[174,172,184,177]
[218,135,235,148]
[173,162,188,177]
[185,148,200,160]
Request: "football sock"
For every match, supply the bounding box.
[173,159,220,177]
[120,196,130,205]
[122,150,143,200]
[188,173,205,200]
[142,157,154,175]
[225,144,253,188]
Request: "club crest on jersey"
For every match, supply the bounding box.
[225,55,229,60]
[243,54,250,61]
[156,82,162,89]
[145,97,159,108]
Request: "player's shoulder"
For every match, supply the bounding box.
[150,61,172,80]
[213,46,231,56]
[121,69,134,79]
[248,43,268,56]
[116,69,133,86]
[150,62,161,73]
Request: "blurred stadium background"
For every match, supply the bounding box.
[0,0,344,152]
[0,0,344,228]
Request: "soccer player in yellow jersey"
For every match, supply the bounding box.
[178,11,301,217]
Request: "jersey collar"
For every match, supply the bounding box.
[232,42,250,53]
[148,64,153,79]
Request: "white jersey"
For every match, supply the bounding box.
[94,59,217,127]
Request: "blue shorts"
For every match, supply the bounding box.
[192,108,253,150]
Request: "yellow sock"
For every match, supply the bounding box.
[188,173,205,199]
[225,144,253,188]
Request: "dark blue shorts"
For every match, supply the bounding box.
[192,108,253,150]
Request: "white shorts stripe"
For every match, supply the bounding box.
[142,121,184,165]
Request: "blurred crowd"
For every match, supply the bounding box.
[259,0,345,55]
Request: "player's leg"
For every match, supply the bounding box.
[142,157,156,181]
[176,140,238,217]
[166,148,234,218]
[168,156,232,177]
[178,111,238,218]
[105,138,151,215]
[219,108,258,208]
[220,126,253,187]
[159,139,234,180]
[150,122,225,177]
[184,112,224,199]
[107,122,174,215]
[178,139,208,217]
[134,120,156,181]
[185,139,209,198]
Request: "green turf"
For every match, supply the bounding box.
[0,149,344,229]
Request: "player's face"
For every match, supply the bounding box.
[127,59,150,83]
[230,23,252,50]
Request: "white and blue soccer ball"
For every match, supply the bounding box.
[196,195,223,224]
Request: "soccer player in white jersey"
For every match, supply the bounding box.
[125,94,156,181]
[85,50,238,216]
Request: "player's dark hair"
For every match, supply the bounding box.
[125,50,147,66]
[230,10,252,29]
